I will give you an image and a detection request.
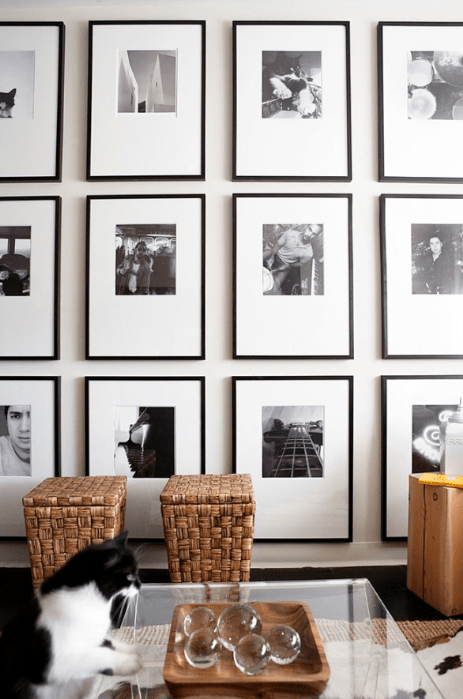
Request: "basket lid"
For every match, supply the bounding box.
[160,474,254,504]
[22,476,127,507]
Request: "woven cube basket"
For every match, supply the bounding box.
[160,474,256,584]
[23,476,127,589]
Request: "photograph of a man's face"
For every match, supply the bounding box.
[113,405,175,478]
[0,404,31,477]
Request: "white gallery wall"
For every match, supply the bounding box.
[1,0,462,569]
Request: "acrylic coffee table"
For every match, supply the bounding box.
[91,578,445,699]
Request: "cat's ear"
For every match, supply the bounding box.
[114,530,129,547]
[98,531,129,566]
[9,89,16,98]
[98,531,128,550]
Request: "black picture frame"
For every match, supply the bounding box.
[381,374,463,541]
[233,21,352,181]
[380,194,463,358]
[87,20,206,181]
[86,194,205,360]
[0,376,61,540]
[0,22,65,183]
[233,193,353,358]
[0,196,61,360]
[378,22,463,182]
[232,375,353,542]
[85,376,205,540]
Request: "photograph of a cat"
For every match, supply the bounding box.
[0,531,142,699]
[262,52,322,118]
[0,88,16,118]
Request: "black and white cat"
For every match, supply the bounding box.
[262,53,321,118]
[0,531,142,699]
[0,89,16,118]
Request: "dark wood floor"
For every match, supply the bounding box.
[1,564,462,631]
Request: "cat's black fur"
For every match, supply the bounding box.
[0,531,142,699]
[0,88,16,118]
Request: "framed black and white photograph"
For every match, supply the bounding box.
[233,21,352,180]
[0,22,64,182]
[233,194,353,358]
[87,21,205,180]
[0,197,60,360]
[0,376,60,539]
[232,376,353,541]
[380,194,463,358]
[381,375,463,540]
[378,22,463,182]
[85,376,205,539]
[86,195,205,359]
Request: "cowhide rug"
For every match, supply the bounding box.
[415,627,463,699]
[317,618,463,698]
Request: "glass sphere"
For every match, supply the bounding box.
[233,633,271,675]
[184,628,221,669]
[266,624,301,665]
[184,606,217,637]
[217,604,262,651]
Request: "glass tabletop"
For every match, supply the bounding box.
[90,578,445,699]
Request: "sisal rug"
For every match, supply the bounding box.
[315,617,463,652]
[114,618,463,652]
[397,619,463,652]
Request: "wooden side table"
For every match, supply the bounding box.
[407,473,463,616]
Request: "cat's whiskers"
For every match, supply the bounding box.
[133,593,139,645]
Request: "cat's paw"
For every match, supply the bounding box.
[111,639,135,654]
[269,78,292,100]
[297,104,316,117]
[273,86,292,100]
[113,650,143,676]
[297,89,316,116]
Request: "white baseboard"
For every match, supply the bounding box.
[0,540,408,570]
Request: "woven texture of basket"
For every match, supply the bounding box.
[23,476,127,589]
[160,474,256,583]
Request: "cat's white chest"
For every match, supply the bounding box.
[38,584,113,682]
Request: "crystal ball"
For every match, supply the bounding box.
[233,633,271,675]
[183,606,217,637]
[217,604,262,651]
[184,628,221,669]
[266,624,302,665]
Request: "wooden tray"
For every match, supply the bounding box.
[163,601,330,699]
